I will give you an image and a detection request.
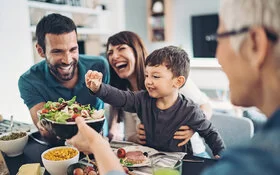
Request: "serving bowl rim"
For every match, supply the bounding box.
[40,116,105,125]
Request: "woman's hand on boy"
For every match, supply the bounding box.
[136,124,194,147]
[174,125,194,147]
[136,124,146,145]
[85,70,103,93]
[214,155,221,159]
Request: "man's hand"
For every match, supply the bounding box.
[37,121,61,144]
[174,125,194,147]
[37,121,50,137]
[85,70,103,93]
[136,124,146,145]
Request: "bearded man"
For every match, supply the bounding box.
[18,13,110,141]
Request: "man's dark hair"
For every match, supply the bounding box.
[145,46,190,81]
[35,13,77,52]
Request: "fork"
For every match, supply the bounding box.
[148,151,182,160]
[148,152,168,158]
[10,115,14,133]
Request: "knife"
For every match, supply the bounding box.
[182,159,205,163]
[110,140,135,148]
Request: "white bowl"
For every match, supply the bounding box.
[41,146,79,175]
[0,131,28,157]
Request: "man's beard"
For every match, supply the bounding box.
[47,59,78,82]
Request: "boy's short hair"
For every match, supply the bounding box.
[145,46,190,80]
[36,13,77,53]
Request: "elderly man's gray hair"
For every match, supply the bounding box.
[220,0,280,55]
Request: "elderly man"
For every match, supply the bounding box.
[202,0,280,174]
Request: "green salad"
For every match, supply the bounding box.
[38,96,104,123]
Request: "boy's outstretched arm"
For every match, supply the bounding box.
[85,70,103,93]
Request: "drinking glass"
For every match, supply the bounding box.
[151,156,182,175]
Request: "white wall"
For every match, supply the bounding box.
[0,0,34,123]
[125,0,228,90]
[0,0,126,124]
[0,0,228,124]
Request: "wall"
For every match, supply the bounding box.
[0,0,227,124]
[125,0,228,90]
[0,0,125,124]
[0,0,34,123]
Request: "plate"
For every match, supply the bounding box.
[116,145,158,167]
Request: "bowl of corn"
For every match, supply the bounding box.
[41,146,79,175]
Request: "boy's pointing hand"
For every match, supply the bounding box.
[85,70,103,93]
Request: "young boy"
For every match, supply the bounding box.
[85,46,225,157]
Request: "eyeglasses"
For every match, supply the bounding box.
[205,27,278,42]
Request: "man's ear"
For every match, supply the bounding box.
[174,76,185,88]
[36,43,45,58]
[246,27,269,69]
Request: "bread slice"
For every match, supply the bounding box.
[18,163,41,175]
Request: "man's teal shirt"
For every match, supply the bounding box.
[18,55,110,110]
[18,55,110,134]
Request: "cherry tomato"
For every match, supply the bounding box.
[72,113,80,119]
[117,148,126,158]
[41,109,49,113]
[73,168,84,175]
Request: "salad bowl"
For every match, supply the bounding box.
[40,117,105,140]
[38,96,105,140]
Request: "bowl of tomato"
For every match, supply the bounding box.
[67,162,97,175]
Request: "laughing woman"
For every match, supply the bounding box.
[105,31,212,158]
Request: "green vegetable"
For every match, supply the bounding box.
[44,101,52,109]
[56,113,70,123]
[58,97,64,103]
[125,161,133,166]
[85,104,91,110]
[44,113,55,118]
[119,158,134,166]
[70,104,82,110]
[89,110,95,114]
[67,96,76,106]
